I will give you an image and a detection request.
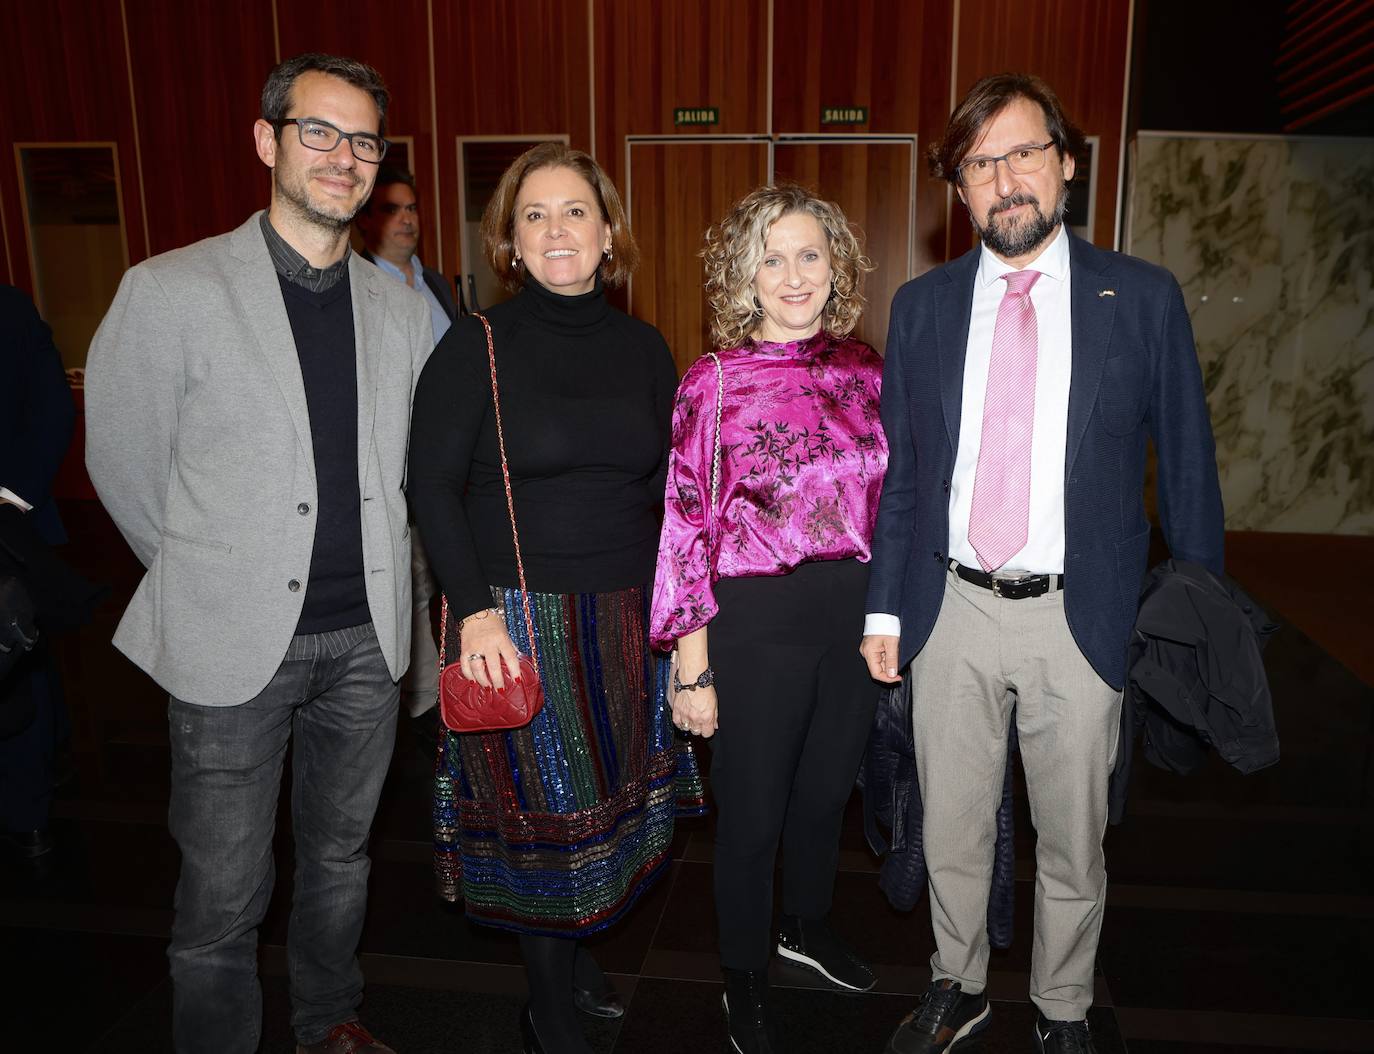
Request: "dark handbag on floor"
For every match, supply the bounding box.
[436,313,545,733]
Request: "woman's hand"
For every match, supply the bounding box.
[458,610,522,690]
[669,627,716,737]
[672,680,718,739]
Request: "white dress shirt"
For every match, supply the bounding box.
[0,487,33,511]
[865,225,1073,638]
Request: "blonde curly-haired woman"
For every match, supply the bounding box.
[650,183,887,1053]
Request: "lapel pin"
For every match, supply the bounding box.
[1098,289,1116,297]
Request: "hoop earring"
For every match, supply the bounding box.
[751,296,764,318]
[603,246,613,261]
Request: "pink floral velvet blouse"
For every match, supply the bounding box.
[649,331,887,650]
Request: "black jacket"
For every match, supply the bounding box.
[1109,559,1279,823]
[0,285,76,545]
[860,675,1017,949]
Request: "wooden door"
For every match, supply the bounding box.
[627,140,769,375]
[772,139,916,355]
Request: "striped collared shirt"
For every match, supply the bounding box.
[259,212,350,293]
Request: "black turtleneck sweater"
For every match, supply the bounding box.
[407,277,679,618]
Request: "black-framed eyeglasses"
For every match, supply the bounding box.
[957,141,1056,187]
[271,117,388,164]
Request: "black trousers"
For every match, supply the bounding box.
[709,558,878,970]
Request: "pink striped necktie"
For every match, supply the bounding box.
[968,269,1041,573]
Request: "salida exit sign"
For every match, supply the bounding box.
[674,107,720,126]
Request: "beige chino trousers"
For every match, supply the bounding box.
[910,565,1122,1021]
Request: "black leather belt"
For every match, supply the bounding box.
[950,560,1063,599]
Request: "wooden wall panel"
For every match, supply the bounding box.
[0,0,146,288]
[276,0,440,268]
[433,0,593,277]
[627,141,769,374]
[433,0,591,141]
[771,0,956,276]
[0,0,1135,330]
[951,0,1132,254]
[595,0,769,184]
[123,0,277,257]
[772,0,926,134]
[773,141,914,355]
[915,0,957,272]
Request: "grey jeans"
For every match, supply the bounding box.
[166,623,398,1052]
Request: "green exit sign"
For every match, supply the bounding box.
[674,107,719,126]
[821,106,869,125]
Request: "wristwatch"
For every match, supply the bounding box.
[672,666,715,693]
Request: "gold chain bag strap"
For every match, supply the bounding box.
[436,313,545,733]
[705,351,723,549]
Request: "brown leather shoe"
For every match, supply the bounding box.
[296,1021,396,1054]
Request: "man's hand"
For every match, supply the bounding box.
[860,634,902,683]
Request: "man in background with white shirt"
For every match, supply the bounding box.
[861,73,1224,1054]
[356,166,452,716]
[356,165,456,344]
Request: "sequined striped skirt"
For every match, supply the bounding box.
[434,583,706,936]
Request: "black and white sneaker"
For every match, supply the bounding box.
[884,979,990,1054]
[1033,1011,1096,1054]
[723,968,777,1054]
[776,914,876,992]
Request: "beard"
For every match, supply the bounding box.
[273,161,364,234]
[971,184,1069,259]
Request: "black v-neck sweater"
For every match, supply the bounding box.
[278,273,370,633]
[407,277,678,619]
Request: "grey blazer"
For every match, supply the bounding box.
[85,212,433,706]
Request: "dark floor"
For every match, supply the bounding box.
[7,503,1374,1053]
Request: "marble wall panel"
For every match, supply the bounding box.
[1128,134,1374,534]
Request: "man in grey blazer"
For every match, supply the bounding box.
[85,53,431,1054]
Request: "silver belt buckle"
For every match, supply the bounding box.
[991,573,1031,598]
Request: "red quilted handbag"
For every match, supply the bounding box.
[437,313,544,733]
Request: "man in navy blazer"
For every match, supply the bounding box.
[861,74,1223,1054]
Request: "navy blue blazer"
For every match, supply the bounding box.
[866,232,1225,690]
[0,285,76,545]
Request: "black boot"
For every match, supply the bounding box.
[722,968,777,1054]
[572,944,625,1019]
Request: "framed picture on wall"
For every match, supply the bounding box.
[14,142,130,370]
[1065,135,1098,242]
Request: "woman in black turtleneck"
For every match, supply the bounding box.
[408,143,703,1054]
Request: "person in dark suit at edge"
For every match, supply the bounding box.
[356,165,453,720]
[0,284,77,860]
[860,73,1224,1054]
